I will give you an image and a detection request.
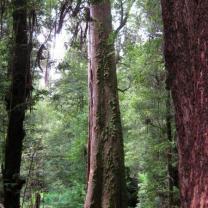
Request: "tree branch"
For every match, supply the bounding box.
[114,0,135,36]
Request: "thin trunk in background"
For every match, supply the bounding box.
[166,89,179,207]
[84,0,127,207]
[166,90,174,207]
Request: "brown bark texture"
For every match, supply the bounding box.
[161,1,208,207]
[84,1,127,208]
[3,0,30,207]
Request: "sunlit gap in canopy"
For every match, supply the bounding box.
[36,2,148,89]
[37,27,69,88]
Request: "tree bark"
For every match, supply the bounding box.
[161,1,208,207]
[3,0,30,207]
[84,1,127,208]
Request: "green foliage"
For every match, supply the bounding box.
[44,183,85,208]
[118,36,178,207]
[136,0,163,35]
[0,37,10,165]
[21,49,88,207]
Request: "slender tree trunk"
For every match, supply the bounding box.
[166,90,179,207]
[166,90,174,208]
[166,90,180,207]
[3,0,30,207]
[161,1,208,207]
[85,1,127,207]
[33,193,41,208]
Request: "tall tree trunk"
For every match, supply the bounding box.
[161,1,208,207]
[3,0,30,207]
[85,1,127,207]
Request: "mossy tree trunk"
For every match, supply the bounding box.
[161,0,208,207]
[84,0,127,208]
[3,0,30,207]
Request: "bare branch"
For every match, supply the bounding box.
[117,78,132,93]
[115,0,135,36]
